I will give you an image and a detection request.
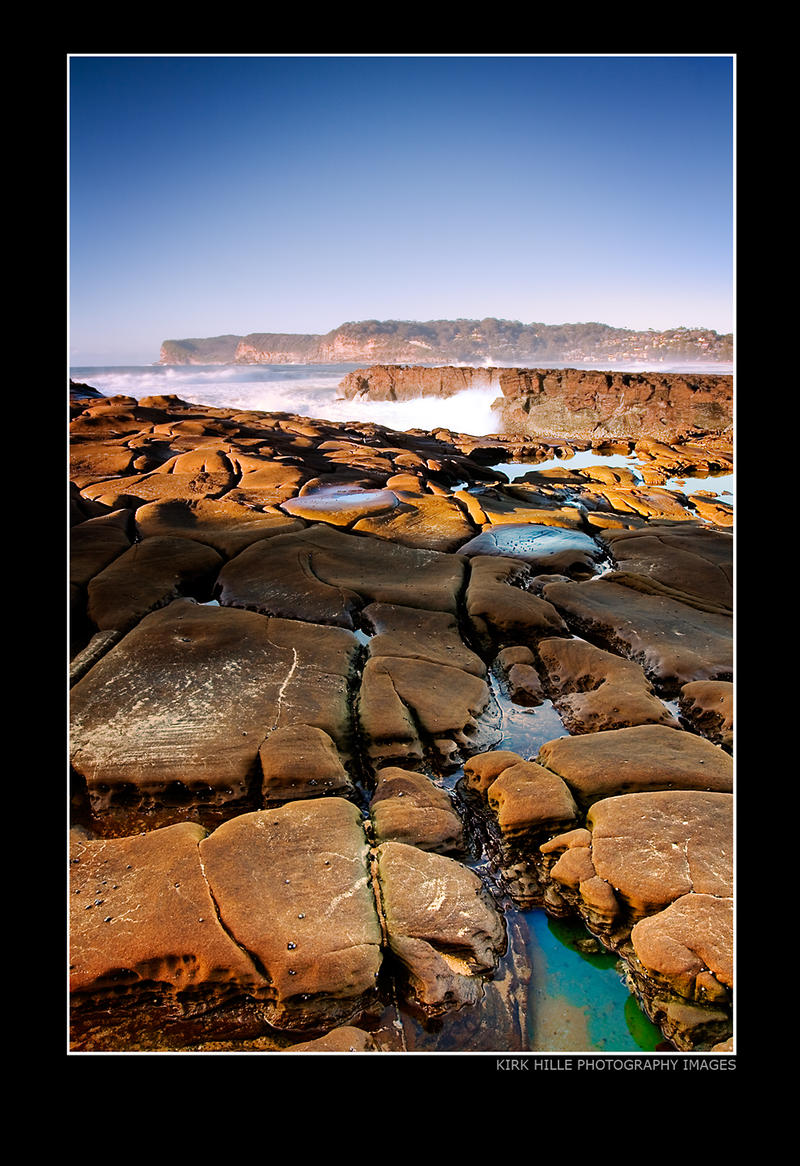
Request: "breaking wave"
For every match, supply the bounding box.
[69,363,505,436]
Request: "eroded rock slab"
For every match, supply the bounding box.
[486,761,579,838]
[216,524,466,628]
[69,822,269,1050]
[70,599,359,815]
[541,790,732,926]
[259,725,354,802]
[87,536,223,633]
[630,892,733,999]
[198,800,383,1030]
[135,497,305,558]
[538,790,733,1050]
[70,509,134,588]
[536,724,733,806]
[286,1026,378,1052]
[465,556,568,654]
[679,680,734,751]
[536,636,679,734]
[369,766,464,853]
[600,525,733,613]
[354,489,477,552]
[362,602,486,677]
[374,840,506,1015]
[540,577,732,691]
[358,656,491,770]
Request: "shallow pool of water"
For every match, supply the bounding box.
[488,453,734,504]
[489,452,642,482]
[522,910,665,1051]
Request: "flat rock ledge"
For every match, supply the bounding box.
[460,742,734,1050]
[539,791,733,1050]
[70,798,507,1050]
[69,389,735,1055]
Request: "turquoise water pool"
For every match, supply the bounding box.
[522,910,665,1052]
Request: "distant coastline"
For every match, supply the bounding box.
[158,318,733,368]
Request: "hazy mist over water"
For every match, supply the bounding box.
[70,360,734,441]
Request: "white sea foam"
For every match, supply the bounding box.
[69,360,734,502]
[70,364,505,436]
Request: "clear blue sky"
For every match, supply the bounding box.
[68,54,735,365]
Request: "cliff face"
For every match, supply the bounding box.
[340,365,502,401]
[340,365,733,443]
[159,319,733,366]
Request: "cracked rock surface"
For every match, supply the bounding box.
[69,387,735,1054]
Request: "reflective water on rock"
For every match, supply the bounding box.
[486,675,569,758]
[460,523,604,566]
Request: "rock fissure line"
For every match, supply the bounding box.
[195,842,275,989]
[270,646,300,733]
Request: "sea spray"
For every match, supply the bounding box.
[69,361,734,501]
[70,363,505,435]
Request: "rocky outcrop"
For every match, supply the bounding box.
[69,388,735,1055]
[70,601,362,814]
[340,365,733,444]
[539,790,733,1049]
[69,798,508,1048]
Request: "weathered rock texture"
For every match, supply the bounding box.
[340,365,732,443]
[369,767,464,853]
[374,841,506,1014]
[535,724,733,807]
[70,600,360,812]
[197,800,383,1030]
[538,790,733,1049]
[69,386,735,1055]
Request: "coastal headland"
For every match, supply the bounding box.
[68,364,734,1056]
[158,318,733,367]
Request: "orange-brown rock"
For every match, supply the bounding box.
[629,892,733,996]
[462,749,526,795]
[135,497,304,558]
[69,822,267,1002]
[216,524,466,628]
[373,840,506,1014]
[86,535,223,633]
[679,680,734,750]
[340,366,732,446]
[536,636,679,734]
[540,577,732,691]
[287,1026,378,1052]
[465,556,568,653]
[197,800,383,1029]
[258,725,353,802]
[70,509,134,588]
[600,524,733,613]
[536,724,732,806]
[353,489,476,552]
[486,760,579,837]
[369,766,464,853]
[358,656,490,770]
[492,367,732,444]
[362,602,486,677]
[70,600,359,814]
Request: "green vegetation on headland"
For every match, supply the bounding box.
[158,318,733,366]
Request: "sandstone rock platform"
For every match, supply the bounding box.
[69,383,735,1056]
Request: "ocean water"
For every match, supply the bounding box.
[69,360,726,1051]
[71,361,734,503]
[70,359,734,444]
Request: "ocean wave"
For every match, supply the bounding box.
[70,364,505,435]
[70,359,733,441]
